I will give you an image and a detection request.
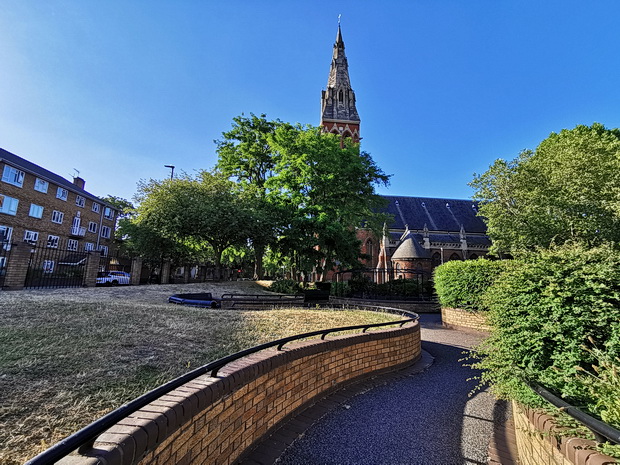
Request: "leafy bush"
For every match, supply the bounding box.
[472,244,620,413]
[330,282,350,297]
[434,258,509,310]
[268,279,302,294]
[576,347,620,431]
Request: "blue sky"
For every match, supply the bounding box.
[2,1,620,202]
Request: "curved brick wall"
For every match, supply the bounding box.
[512,401,617,465]
[58,321,420,465]
[441,307,491,332]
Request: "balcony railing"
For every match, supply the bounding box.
[69,226,86,237]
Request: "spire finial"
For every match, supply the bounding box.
[338,14,341,25]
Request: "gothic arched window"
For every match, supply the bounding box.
[365,239,373,259]
[449,253,461,261]
[432,252,441,268]
[338,89,344,103]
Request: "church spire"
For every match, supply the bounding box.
[320,21,360,143]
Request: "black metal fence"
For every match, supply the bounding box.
[0,243,12,289]
[99,250,132,275]
[24,241,89,289]
[331,268,435,301]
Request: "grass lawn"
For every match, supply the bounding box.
[0,282,399,464]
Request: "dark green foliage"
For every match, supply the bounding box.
[471,123,620,255]
[472,244,620,414]
[330,282,351,297]
[434,259,509,311]
[268,279,302,294]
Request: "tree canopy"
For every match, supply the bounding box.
[133,172,250,276]
[265,123,389,278]
[471,123,620,254]
[125,114,389,280]
[213,114,389,280]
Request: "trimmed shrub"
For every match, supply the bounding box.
[268,279,301,294]
[472,244,620,414]
[433,258,509,311]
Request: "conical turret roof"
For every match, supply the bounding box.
[392,232,432,260]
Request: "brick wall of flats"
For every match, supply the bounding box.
[512,401,617,465]
[441,307,491,332]
[58,321,421,465]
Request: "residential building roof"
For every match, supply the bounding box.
[0,147,115,208]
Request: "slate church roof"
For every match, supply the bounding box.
[380,195,487,233]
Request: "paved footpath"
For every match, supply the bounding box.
[276,314,509,465]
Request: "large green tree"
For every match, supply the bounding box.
[471,123,620,254]
[215,113,283,279]
[266,123,390,279]
[133,171,250,279]
[215,113,281,190]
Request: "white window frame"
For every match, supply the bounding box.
[2,165,25,187]
[47,235,59,248]
[100,225,111,239]
[34,178,49,193]
[0,225,13,244]
[84,242,95,251]
[88,221,98,233]
[56,187,68,201]
[24,230,39,244]
[51,210,64,224]
[76,195,85,208]
[42,260,55,274]
[67,239,78,251]
[29,203,44,219]
[98,245,108,256]
[0,195,19,216]
[103,207,114,220]
[92,202,100,213]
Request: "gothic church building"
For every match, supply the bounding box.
[320,25,490,280]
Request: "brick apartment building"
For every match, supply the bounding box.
[0,147,118,266]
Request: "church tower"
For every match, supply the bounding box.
[320,24,361,143]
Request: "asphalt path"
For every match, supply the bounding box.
[277,314,508,465]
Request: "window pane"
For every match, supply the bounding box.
[2,166,25,187]
[29,204,44,218]
[34,178,49,193]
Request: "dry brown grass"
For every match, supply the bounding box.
[0,283,397,464]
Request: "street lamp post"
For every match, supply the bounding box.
[164,165,175,180]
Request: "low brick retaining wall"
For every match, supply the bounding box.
[59,321,420,465]
[441,307,491,332]
[512,401,617,465]
[330,297,440,313]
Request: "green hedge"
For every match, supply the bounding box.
[472,244,620,426]
[433,258,509,311]
[268,279,302,294]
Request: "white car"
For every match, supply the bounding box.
[96,271,130,286]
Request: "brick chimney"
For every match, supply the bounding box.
[73,177,85,190]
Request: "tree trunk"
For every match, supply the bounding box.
[253,243,265,280]
[214,247,223,281]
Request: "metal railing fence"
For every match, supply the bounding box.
[25,305,418,465]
